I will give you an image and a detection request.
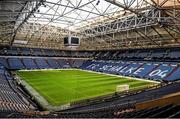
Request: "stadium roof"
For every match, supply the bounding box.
[28,0,122,30]
[26,0,155,31]
[0,0,180,49]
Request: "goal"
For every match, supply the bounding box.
[116,84,129,92]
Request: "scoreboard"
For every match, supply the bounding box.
[64,36,80,46]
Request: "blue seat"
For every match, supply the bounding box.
[8,58,25,69]
[80,60,93,69]
[72,59,84,68]
[0,57,9,68]
[100,61,119,74]
[119,62,142,76]
[23,58,37,69]
[10,47,18,55]
[137,51,149,59]
[132,62,159,78]
[105,62,121,74]
[145,63,176,80]
[108,61,128,74]
[43,49,55,56]
[165,66,180,81]
[151,51,164,58]
[32,48,42,56]
[47,59,60,68]
[56,59,70,68]
[21,48,31,55]
[169,51,180,59]
[35,58,50,69]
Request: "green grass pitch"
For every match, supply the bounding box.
[17,69,154,106]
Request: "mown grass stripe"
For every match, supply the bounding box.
[17,69,154,106]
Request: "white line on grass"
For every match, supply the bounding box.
[18,68,160,83]
[76,69,160,84]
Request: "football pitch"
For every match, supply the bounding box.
[17,69,155,106]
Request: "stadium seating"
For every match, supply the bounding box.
[0,68,34,112]
[32,48,42,56]
[21,48,31,56]
[8,58,25,69]
[56,59,70,68]
[46,59,60,69]
[0,57,9,68]
[0,46,180,61]
[22,58,38,69]
[0,56,179,81]
[3,103,179,118]
[81,60,180,81]
[71,59,85,68]
[35,58,50,69]
[10,47,19,55]
[165,66,180,81]
[43,49,55,56]
[117,104,180,118]
[167,50,180,59]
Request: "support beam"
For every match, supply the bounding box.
[10,0,44,46]
[163,26,179,43]
[134,29,161,47]
[104,0,139,14]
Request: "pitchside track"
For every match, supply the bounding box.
[17,69,156,106]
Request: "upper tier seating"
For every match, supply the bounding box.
[167,50,180,59]
[95,48,180,61]
[21,48,31,56]
[0,46,180,60]
[32,48,42,56]
[43,49,55,56]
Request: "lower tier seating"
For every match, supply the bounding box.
[0,68,34,112]
[0,57,179,81]
[80,60,180,81]
[116,104,180,118]
[2,103,179,118]
[0,57,74,69]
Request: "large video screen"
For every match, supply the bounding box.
[71,37,79,45]
[64,37,69,44]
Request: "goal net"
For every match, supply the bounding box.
[116,84,129,92]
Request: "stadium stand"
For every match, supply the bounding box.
[80,60,180,81]
[22,58,38,69]
[0,57,9,68]
[0,52,179,118]
[70,59,85,68]
[115,104,180,118]
[0,67,35,112]
[0,46,180,61]
[35,58,50,69]
[21,48,31,56]
[43,49,55,57]
[8,58,25,69]
[0,0,180,117]
[31,48,42,56]
[46,58,60,69]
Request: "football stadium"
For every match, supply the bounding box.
[0,0,180,118]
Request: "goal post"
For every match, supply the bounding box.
[116,84,129,92]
